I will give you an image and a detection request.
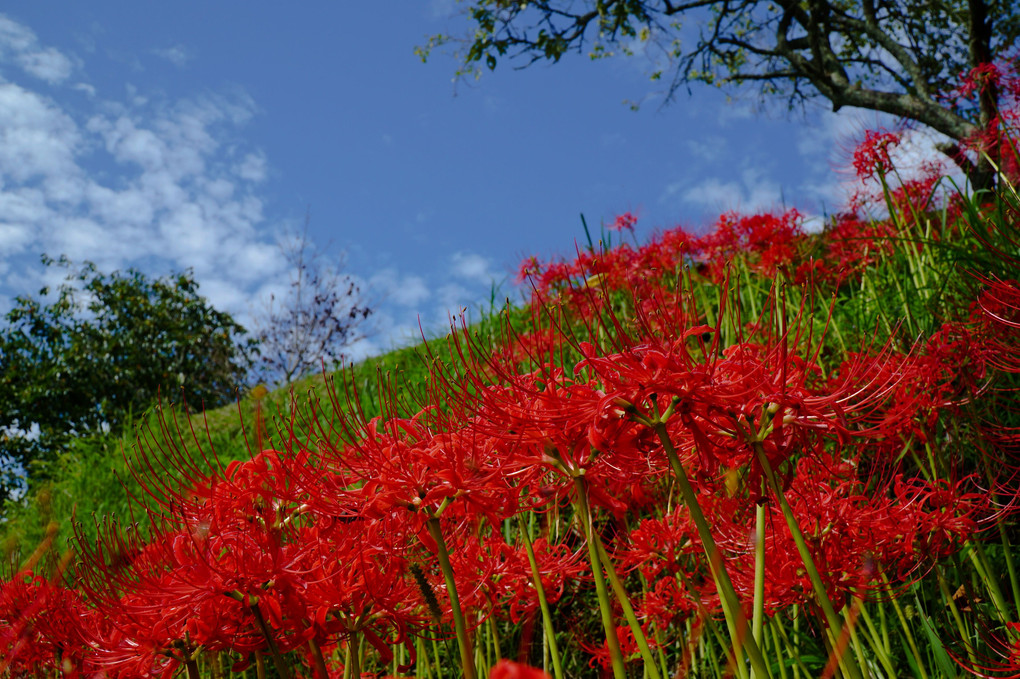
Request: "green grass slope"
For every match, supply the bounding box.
[0,304,523,562]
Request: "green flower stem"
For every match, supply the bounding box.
[518,514,565,679]
[768,625,789,679]
[740,259,761,320]
[751,490,767,679]
[489,615,503,663]
[856,601,897,679]
[210,651,224,679]
[594,535,664,679]
[651,615,670,679]
[966,540,1010,623]
[573,475,628,679]
[431,637,446,679]
[256,653,266,679]
[937,567,977,670]
[884,578,930,679]
[876,595,890,654]
[978,448,1020,619]
[842,602,870,679]
[425,517,478,679]
[678,567,748,679]
[416,637,434,679]
[751,444,863,679]
[772,613,811,679]
[652,422,772,679]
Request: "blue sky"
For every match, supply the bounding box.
[0,2,945,360]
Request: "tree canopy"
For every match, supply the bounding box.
[0,256,254,504]
[422,0,1020,187]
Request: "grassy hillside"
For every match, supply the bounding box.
[0,307,523,559]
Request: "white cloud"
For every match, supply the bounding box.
[717,101,755,122]
[19,47,73,83]
[152,44,193,68]
[0,20,283,317]
[436,282,472,319]
[235,151,267,182]
[370,268,431,308]
[449,251,497,285]
[0,222,33,253]
[72,82,96,97]
[428,0,457,19]
[0,83,81,182]
[0,15,74,84]
[670,167,784,214]
[686,135,727,162]
[0,16,35,53]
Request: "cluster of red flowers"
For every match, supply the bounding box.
[6,246,1007,678]
[853,130,900,180]
[946,57,1020,185]
[515,198,942,307]
[5,66,1020,679]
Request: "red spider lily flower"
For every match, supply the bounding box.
[961,620,1020,679]
[609,212,637,232]
[0,572,89,677]
[614,451,987,623]
[181,453,322,654]
[887,165,944,215]
[974,277,1020,373]
[460,363,663,517]
[516,255,543,284]
[490,659,553,679]
[387,525,585,636]
[853,130,900,180]
[74,526,255,677]
[831,320,997,448]
[74,451,322,671]
[615,507,705,631]
[640,576,699,631]
[794,213,896,286]
[584,623,647,671]
[958,62,1005,99]
[725,454,986,612]
[429,532,586,626]
[121,450,320,660]
[298,516,425,671]
[675,210,805,285]
[618,505,701,582]
[305,412,519,529]
[577,324,902,484]
[950,60,1020,184]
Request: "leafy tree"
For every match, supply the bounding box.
[0,256,255,503]
[421,0,1020,188]
[250,215,372,387]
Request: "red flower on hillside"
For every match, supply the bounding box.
[0,573,89,678]
[853,130,900,179]
[609,212,637,232]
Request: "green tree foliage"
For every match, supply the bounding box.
[421,0,1020,188]
[0,256,255,503]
